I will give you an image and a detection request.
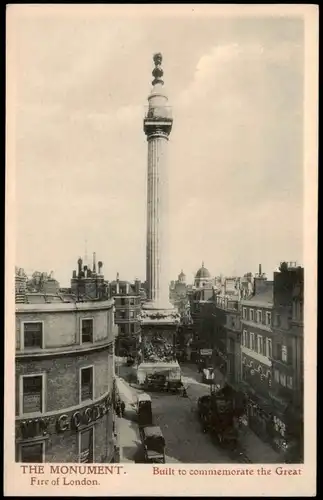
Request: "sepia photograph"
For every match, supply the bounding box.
[5,3,317,497]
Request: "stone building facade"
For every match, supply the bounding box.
[240,271,275,442]
[270,263,304,462]
[108,276,142,336]
[213,293,241,389]
[15,292,117,463]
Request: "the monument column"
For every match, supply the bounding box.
[144,53,173,308]
[138,53,180,369]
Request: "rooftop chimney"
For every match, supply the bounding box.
[259,264,262,276]
[98,261,103,275]
[77,258,83,276]
[93,252,96,274]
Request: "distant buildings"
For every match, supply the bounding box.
[188,263,216,362]
[170,270,189,316]
[108,275,142,336]
[27,271,60,295]
[15,268,117,463]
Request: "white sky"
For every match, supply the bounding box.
[11,6,304,286]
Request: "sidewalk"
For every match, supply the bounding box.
[115,376,140,407]
[115,376,142,463]
[116,414,139,463]
[239,425,283,464]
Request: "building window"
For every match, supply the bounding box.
[130,311,135,319]
[257,335,264,355]
[281,345,288,362]
[20,442,45,463]
[79,428,94,463]
[120,325,126,334]
[266,312,272,326]
[80,366,94,402]
[131,323,135,334]
[129,298,135,305]
[250,309,254,321]
[21,374,44,415]
[23,322,43,349]
[287,376,293,389]
[81,319,93,343]
[121,298,126,306]
[242,330,248,347]
[280,373,286,387]
[256,310,262,323]
[266,338,272,358]
[242,307,247,319]
[275,314,281,327]
[250,333,255,351]
[120,311,126,319]
[274,369,280,382]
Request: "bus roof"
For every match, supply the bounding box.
[137,393,152,403]
[142,425,164,439]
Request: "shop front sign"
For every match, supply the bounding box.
[17,393,112,440]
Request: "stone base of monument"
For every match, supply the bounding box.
[137,301,181,388]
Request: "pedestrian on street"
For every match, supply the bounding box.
[182,386,188,398]
[116,400,121,417]
[120,400,125,417]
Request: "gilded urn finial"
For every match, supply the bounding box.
[152,52,164,86]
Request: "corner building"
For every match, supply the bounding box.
[15,291,117,463]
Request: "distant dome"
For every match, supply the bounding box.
[195,263,211,279]
[178,270,186,280]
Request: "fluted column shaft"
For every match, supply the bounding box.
[146,132,169,304]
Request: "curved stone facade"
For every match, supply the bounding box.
[15,298,116,463]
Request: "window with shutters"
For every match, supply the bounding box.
[250,309,254,321]
[23,322,43,349]
[81,318,93,343]
[20,442,45,463]
[266,312,272,326]
[256,310,262,323]
[242,308,247,320]
[287,376,293,389]
[79,428,94,463]
[242,330,248,347]
[21,374,44,415]
[80,366,94,403]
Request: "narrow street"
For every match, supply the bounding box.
[115,360,282,464]
[116,361,235,463]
